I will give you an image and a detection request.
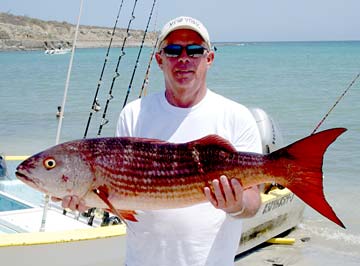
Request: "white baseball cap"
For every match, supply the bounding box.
[157,16,211,50]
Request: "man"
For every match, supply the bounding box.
[60,16,262,266]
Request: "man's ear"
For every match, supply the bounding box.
[206,51,215,67]
[155,53,163,70]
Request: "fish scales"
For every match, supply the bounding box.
[87,139,226,207]
[86,138,268,209]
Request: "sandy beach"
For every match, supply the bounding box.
[235,219,359,266]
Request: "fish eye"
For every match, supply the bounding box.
[43,157,56,170]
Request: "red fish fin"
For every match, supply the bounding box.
[116,210,138,222]
[93,185,138,223]
[270,128,347,228]
[189,135,238,153]
[104,208,138,222]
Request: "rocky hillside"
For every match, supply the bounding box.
[0,12,157,51]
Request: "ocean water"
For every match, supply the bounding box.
[1,41,360,264]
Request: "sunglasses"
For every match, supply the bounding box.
[161,44,208,58]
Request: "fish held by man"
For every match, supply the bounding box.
[15,127,346,228]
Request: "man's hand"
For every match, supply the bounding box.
[204,175,261,218]
[51,196,89,213]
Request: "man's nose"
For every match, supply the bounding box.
[178,48,190,62]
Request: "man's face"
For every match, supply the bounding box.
[156,29,214,96]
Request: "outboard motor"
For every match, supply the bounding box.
[249,107,283,154]
[249,108,284,193]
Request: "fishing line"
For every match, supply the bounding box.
[97,0,139,137]
[311,72,360,135]
[83,0,125,139]
[122,0,158,108]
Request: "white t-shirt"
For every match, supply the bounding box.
[116,89,262,266]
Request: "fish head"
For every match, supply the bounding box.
[15,141,95,199]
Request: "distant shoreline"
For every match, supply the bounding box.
[0,12,157,51]
[0,41,157,52]
[2,40,359,53]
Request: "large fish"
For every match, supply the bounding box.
[16,128,346,228]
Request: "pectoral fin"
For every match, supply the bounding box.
[93,185,138,223]
[115,209,138,222]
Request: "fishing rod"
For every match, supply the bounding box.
[88,0,156,225]
[311,72,360,135]
[122,0,158,108]
[40,0,85,232]
[138,9,159,99]
[80,0,126,225]
[83,0,125,139]
[97,0,139,137]
[138,36,158,99]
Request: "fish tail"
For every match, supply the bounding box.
[270,128,347,228]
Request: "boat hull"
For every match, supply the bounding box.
[237,188,304,255]
[0,226,126,266]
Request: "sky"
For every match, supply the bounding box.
[1,0,359,42]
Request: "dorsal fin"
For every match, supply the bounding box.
[187,134,237,153]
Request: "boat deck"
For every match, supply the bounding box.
[0,207,91,234]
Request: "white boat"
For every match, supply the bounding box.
[0,190,126,266]
[0,187,304,266]
[0,186,304,266]
[238,187,304,255]
[44,48,71,55]
[0,108,305,266]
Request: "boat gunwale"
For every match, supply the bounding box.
[0,224,126,247]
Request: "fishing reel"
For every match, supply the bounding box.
[82,208,122,226]
[101,212,122,226]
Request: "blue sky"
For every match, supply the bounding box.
[1,0,359,42]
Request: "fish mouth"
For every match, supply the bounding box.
[15,171,36,185]
[16,171,48,194]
